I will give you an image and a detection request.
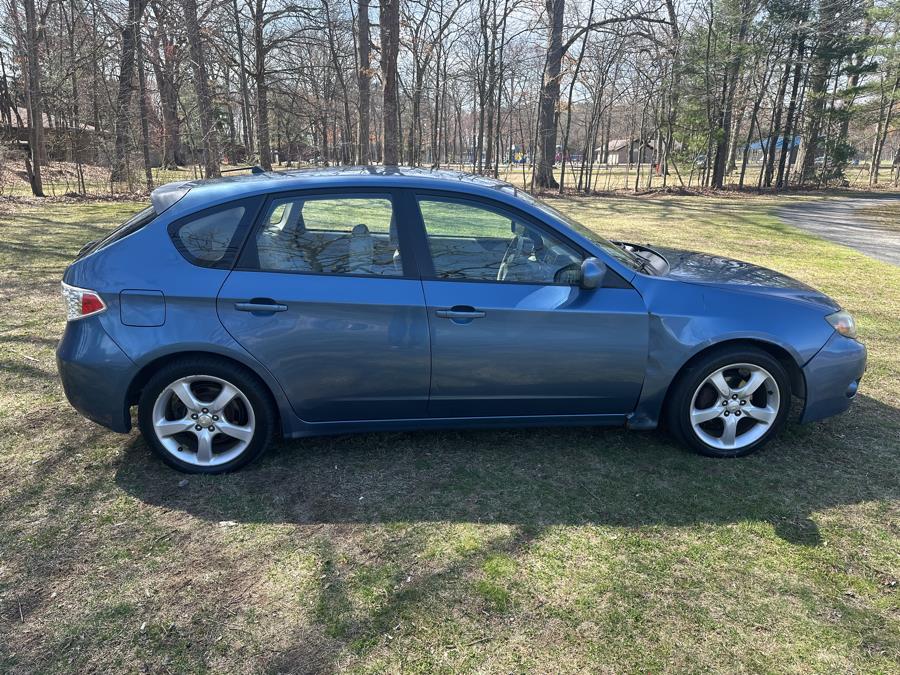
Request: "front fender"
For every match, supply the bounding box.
[626,278,834,429]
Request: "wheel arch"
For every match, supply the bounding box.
[125,349,287,431]
[664,338,807,414]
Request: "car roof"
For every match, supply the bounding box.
[151,166,527,216]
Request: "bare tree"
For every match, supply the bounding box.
[356,0,371,163]
[110,0,149,183]
[0,0,894,196]
[184,0,221,177]
[20,0,45,195]
[380,0,400,165]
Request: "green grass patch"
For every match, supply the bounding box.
[0,194,897,672]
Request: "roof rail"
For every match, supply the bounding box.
[220,165,267,175]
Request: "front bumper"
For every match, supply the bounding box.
[800,332,867,424]
[56,317,136,432]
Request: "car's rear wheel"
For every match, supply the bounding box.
[667,346,791,458]
[138,357,275,473]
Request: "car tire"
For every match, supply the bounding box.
[138,356,276,473]
[666,346,791,458]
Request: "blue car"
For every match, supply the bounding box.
[56,168,866,473]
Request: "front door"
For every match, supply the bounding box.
[217,191,430,422]
[414,194,648,418]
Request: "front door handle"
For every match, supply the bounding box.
[435,306,486,320]
[235,299,288,313]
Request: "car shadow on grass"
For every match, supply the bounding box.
[114,393,899,548]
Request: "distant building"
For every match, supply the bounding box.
[594,139,656,165]
[745,136,800,164]
[1,106,100,163]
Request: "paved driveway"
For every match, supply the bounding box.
[776,197,900,266]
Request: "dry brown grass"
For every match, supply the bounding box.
[0,196,897,673]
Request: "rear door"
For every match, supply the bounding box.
[217,190,431,422]
[412,193,649,418]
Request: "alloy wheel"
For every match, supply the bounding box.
[151,374,256,467]
[689,363,780,451]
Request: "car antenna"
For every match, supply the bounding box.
[220,165,267,175]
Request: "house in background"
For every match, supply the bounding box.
[594,139,656,165]
[745,136,800,164]
[1,106,100,163]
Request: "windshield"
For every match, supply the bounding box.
[501,187,644,271]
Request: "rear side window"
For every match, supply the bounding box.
[243,195,403,277]
[169,201,257,268]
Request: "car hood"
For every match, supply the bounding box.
[650,245,840,310]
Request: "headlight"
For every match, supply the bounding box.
[826,310,857,339]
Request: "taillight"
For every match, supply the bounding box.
[61,282,107,321]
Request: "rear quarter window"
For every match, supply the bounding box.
[76,206,156,260]
[168,200,258,268]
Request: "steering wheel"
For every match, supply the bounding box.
[497,225,542,281]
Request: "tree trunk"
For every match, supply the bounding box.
[711,0,752,189]
[492,0,509,177]
[185,0,221,177]
[776,39,805,190]
[253,0,272,169]
[110,0,148,183]
[136,27,154,190]
[148,37,182,167]
[799,0,838,183]
[559,0,593,193]
[764,48,793,187]
[869,74,900,186]
[660,0,681,185]
[356,0,371,163]
[149,1,183,168]
[232,0,254,155]
[22,0,45,196]
[482,0,498,173]
[380,0,400,165]
[533,0,564,189]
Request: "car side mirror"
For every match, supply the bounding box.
[579,257,607,290]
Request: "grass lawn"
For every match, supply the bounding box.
[0,193,898,673]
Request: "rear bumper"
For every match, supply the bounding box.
[800,332,867,424]
[56,318,136,432]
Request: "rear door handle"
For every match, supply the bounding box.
[235,299,288,313]
[435,307,486,320]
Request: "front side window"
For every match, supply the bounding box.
[252,196,402,276]
[171,204,247,266]
[505,187,646,272]
[418,197,583,284]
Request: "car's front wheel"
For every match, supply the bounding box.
[667,346,791,458]
[138,357,275,473]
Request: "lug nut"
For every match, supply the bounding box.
[723,411,730,416]
[201,408,209,413]
[722,401,728,406]
[732,394,738,400]
[208,425,215,431]
[735,411,741,416]
[195,425,202,431]
[191,413,198,419]
[740,400,746,405]
[212,415,219,421]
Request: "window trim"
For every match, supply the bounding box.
[411,190,599,287]
[167,197,263,270]
[234,188,421,280]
